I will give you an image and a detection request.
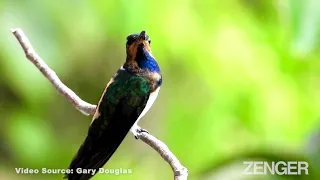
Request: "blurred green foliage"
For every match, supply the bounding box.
[0,0,320,179]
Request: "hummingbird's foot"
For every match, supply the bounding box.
[137,127,149,134]
[135,127,149,139]
[131,125,149,139]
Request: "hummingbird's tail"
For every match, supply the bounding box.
[63,135,120,180]
[64,114,133,180]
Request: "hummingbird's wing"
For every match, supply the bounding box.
[65,68,151,180]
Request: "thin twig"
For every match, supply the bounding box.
[138,132,188,180]
[11,28,96,116]
[11,28,188,180]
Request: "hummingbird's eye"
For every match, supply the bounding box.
[126,39,134,47]
[148,40,151,44]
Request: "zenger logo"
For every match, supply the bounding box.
[243,161,309,175]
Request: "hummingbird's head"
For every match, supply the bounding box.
[125,31,156,71]
[126,30,150,46]
[126,30,152,59]
[124,30,161,88]
[124,31,160,75]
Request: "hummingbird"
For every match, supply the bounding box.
[65,30,162,180]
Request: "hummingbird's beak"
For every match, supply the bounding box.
[138,30,146,41]
[136,30,151,54]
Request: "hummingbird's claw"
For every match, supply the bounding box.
[131,125,149,139]
[137,127,149,134]
[135,128,150,139]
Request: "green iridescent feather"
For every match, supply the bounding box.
[65,69,151,180]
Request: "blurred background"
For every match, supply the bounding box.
[0,0,320,179]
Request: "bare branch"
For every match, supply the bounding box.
[11,28,96,116]
[137,132,188,180]
[11,28,188,180]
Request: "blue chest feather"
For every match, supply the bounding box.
[138,50,161,73]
